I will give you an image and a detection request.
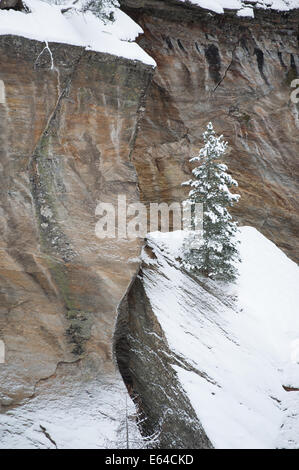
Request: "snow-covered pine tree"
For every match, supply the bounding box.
[182,122,240,281]
[81,0,118,22]
[58,0,118,23]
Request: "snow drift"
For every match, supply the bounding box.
[140,226,299,448]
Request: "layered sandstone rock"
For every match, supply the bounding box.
[0,0,298,449]
[0,36,153,415]
[120,0,299,263]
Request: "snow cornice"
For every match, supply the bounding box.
[119,0,299,22]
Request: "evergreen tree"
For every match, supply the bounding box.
[58,0,118,23]
[182,122,240,281]
[81,0,118,22]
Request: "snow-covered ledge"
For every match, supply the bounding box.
[0,0,156,66]
[178,0,299,17]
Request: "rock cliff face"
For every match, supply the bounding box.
[115,268,213,449]
[0,0,299,449]
[0,35,152,419]
[120,0,299,263]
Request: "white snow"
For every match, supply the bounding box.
[237,6,254,17]
[178,0,299,16]
[0,372,144,449]
[142,226,299,448]
[0,0,156,66]
[181,0,242,14]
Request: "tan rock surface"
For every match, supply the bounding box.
[120,0,299,262]
[1,1,299,448]
[0,36,153,409]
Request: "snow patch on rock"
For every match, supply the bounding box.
[0,0,156,66]
[178,0,299,16]
[0,372,143,449]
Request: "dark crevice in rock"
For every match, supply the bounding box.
[278,51,287,68]
[240,36,250,54]
[128,66,155,163]
[177,38,186,52]
[213,43,237,92]
[205,44,222,84]
[165,36,173,50]
[290,53,298,74]
[254,47,269,85]
[114,271,213,449]
[195,41,201,54]
[39,425,58,449]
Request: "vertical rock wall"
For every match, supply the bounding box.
[120,0,299,262]
[0,36,153,410]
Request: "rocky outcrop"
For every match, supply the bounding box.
[120,0,299,263]
[115,260,213,449]
[0,35,153,413]
[0,0,22,9]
